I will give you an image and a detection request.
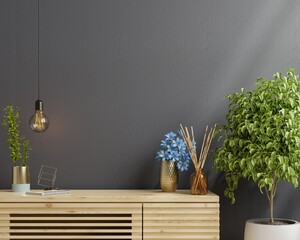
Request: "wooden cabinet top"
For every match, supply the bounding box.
[0,189,219,203]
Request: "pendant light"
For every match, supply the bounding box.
[29,0,49,133]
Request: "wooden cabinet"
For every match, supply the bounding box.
[144,203,219,239]
[0,203,142,239]
[0,190,219,240]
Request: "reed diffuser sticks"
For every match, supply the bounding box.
[180,124,217,194]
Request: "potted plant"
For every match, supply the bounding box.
[2,105,32,192]
[156,131,190,192]
[214,69,300,240]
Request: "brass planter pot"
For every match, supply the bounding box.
[12,166,30,192]
[160,161,178,192]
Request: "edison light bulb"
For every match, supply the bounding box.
[29,99,49,133]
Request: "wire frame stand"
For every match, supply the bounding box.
[38,165,57,190]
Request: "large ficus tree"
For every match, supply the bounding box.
[214,68,300,223]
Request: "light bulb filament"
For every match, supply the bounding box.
[29,100,49,133]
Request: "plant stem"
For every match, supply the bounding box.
[269,190,274,223]
[265,178,277,224]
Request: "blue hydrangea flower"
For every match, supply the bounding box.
[156,150,165,160]
[164,150,172,160]
[177,158,190,172]
[156,130,190,172]
[171,137,185,150]
[170,150,180,161]
[160,139,169,149]
[192,141,196,150]
[165,132,176,140]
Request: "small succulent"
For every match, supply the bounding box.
[156,131,190,171]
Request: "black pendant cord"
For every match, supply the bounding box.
[37,0,40,100]
[30,0,49,132]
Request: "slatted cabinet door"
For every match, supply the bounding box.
[143,203,219,240]
[0,203,142,240]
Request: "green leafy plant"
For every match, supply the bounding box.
[2,106,31,166]
[22,138,31,166]
[214,68,300,224]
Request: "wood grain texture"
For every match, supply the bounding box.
[0,190,219,239]
[0,190,219,203]
[0,203,142,240]
[144,203,220,240]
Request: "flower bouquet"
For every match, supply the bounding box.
[156,131,190,192]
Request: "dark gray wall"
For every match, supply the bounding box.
[1,1,300,239]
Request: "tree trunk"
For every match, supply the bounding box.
[265,179,277,224]
[269,191,274,223]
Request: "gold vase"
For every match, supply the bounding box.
[12,166,30,192]
[160,161,178,192]
[190,170,208,195]
[13,166,30,184]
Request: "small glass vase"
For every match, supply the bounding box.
[190,170,208,195]
[160,161,178,192]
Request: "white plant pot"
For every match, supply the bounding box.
[12,184,30,193]
[244,218,300,240]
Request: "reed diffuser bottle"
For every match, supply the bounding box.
[180,124,216,195]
